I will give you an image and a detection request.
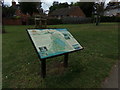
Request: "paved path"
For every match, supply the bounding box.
[101,62,119,88]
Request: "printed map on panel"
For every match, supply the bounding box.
[27,29,83,59]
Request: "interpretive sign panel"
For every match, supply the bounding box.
[27,29,83,59]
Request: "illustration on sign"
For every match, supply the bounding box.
[27,29,83,59]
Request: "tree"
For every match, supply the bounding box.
[106,1,120,9]
[93,2,105,26]
[19,2,39,16]
[1,0,7,33]
[2,5,16,17]
[74,2,94,17]
[97,2,105,16]
[2,0,16,33]
[49,1,70,13]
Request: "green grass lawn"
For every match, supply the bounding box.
[2,23,118,88]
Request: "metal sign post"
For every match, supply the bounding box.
[41,59,46,78]
[41,54,69,78]
[64,53,68,68]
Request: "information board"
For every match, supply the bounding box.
[27,29,83,59]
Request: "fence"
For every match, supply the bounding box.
[3,18,22,25]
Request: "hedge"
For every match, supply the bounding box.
[47,19,63,25]
[27,16,120,25]
[62,17,92,24]
[28,17,35,25]
[100,16,120,22]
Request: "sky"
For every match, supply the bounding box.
[4,0,113,12]
[4,0,79,10]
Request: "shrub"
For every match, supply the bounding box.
[47,19,63,25]
[62,17,92,24]
[12,16,21,19]
[28,17,35,25]
[100,16,120,22]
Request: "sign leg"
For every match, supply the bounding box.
[41,59,46,78]
[64,54,68,68]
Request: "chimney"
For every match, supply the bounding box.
[12,0,16,6]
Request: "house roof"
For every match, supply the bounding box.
[105,5,120,10]
[104,8,120,16]
[49,6,85,17]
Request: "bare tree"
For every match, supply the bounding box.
[94,0,106,26]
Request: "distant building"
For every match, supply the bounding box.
[4,0,44,25]
[104,7,120,17]
[10,0,31,25]
[49,6,86,19]
[104,2,120,17]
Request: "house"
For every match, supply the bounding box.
[11,0,30,25]
[49,6,86,19]
[104,7,120,17]
[104,2,120,17]
[3,0,31,25]
[11,0,47,26]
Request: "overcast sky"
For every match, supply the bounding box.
[4,0,112,11]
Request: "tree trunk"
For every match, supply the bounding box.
[2,18,6,33]
[2,26,5,33]
[96,15,99,26]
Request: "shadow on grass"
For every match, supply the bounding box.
[43,56,85,88]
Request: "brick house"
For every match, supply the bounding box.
[49,6,86,19]
[12,0,30,25]
[3,0,30,25]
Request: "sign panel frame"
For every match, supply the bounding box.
[26,29,83,60]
